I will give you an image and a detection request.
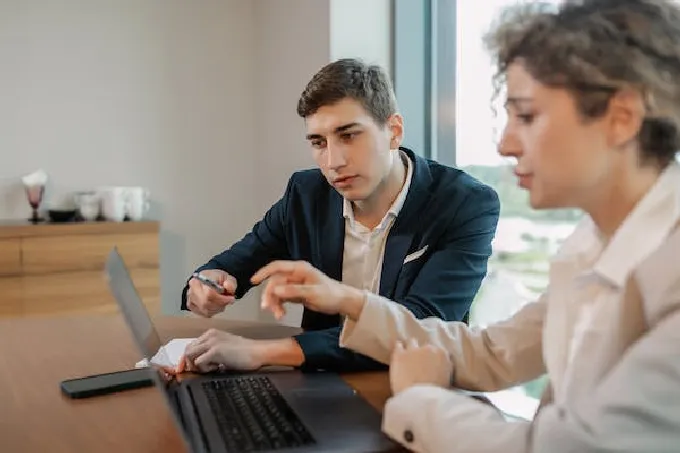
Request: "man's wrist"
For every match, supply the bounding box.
[252,338,305,368]
[341,287,367,321]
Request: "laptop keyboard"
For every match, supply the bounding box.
[202,376,316,452]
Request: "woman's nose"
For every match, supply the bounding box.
[497,127,522,159]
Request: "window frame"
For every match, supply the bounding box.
[392,0,456,166]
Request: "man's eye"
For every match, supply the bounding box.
[311,140,326,149]
[340,132,358,141]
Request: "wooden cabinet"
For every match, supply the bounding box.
[0,220,160,317]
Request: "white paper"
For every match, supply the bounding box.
[134,338,196,370]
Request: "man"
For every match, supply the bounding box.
[181,58,500,373]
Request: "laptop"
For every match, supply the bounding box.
[104,248,398,453]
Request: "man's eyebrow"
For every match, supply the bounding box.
[334,122,361,133]
[305,122,362,140]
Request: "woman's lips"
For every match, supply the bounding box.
[515,173,533,189]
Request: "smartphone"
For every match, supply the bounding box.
[60,368,155,399]
[191,272,226,294]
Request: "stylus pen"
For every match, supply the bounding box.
[191,272,226,294]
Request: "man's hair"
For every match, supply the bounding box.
[296,58,398,125]
[485,0,680,168]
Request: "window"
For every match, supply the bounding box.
[394,0,581,420]
[454,0,580,326]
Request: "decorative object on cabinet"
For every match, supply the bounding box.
[21,169,48,224]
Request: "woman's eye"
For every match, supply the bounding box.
[516,113,535,124]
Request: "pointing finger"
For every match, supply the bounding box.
[251,261,299,285]
[260,275,287,310]
[272,284,315,302]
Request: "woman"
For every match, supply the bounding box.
[200,1,680,451]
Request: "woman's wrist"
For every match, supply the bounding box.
[341,286,367,321]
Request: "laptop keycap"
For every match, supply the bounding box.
[202,376,316,452]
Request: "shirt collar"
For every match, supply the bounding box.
[343,151,413,229]
[556,162,680,288]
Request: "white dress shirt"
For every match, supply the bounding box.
[341,152,413,294]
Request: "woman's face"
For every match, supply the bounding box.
[497,61,639,210]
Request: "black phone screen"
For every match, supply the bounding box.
[60,368,155,399]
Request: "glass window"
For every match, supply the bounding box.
[454,0,579,415]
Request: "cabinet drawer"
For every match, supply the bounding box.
[21,267,160,316]
[22,233,159,274]
[0,277,22,316]
[0,239,21,275]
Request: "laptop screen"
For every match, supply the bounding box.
[105,248,198,451]
[104,247,163,360]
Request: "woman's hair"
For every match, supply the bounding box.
[485,0,680,167]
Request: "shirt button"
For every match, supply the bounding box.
[403,429,414,443]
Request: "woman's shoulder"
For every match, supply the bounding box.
[631,223,680,326]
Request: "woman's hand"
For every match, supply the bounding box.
[389,339,454,395]
[250,260,366,320]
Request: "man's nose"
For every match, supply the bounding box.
[327,145,347,169]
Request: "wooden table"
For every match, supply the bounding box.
[0,314,393,453]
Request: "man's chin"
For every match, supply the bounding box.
[332,184,365,201]
[337,188,368,202]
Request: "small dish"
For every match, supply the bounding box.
[48,209,77,223]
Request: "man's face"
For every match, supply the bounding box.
[305,98,403,201]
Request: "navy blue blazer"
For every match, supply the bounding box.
[181,147,500,372]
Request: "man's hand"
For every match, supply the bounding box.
[181,329,306,372]
[389,339,453,395]
[182,329,264,372]
[251,260,365,320]
[186,270,237,317]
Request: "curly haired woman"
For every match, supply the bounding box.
[245,1,680,451]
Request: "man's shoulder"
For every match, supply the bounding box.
[284,169,332,198]
[422,157,499,201]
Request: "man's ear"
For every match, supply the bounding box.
[387,113,404,150]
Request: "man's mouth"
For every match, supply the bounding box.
[333,175,358,188]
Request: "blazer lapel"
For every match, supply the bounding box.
[379,228,415,298]
[318,192,344,282]
[379,148,432,298]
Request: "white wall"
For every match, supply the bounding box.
[330,0,392,73]
[253,0,331,214]
[0,0,392,324]
[0,0,261,320]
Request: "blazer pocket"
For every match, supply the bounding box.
[403,245,429,264]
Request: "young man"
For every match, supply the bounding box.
[181,58,500,373]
